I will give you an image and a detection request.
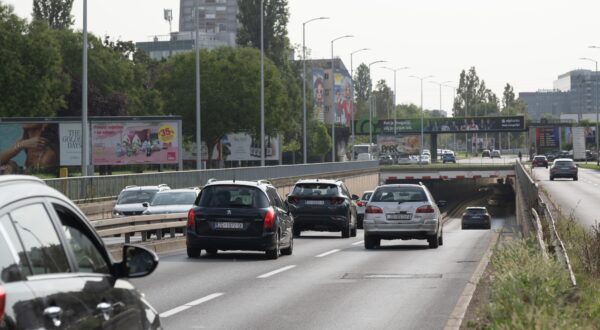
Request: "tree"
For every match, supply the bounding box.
[353,63,371,102]
[372,79,393,119]
[236,0,289,67]
[307,119,331,162]
[502,83,516,109]
[157,47,288,166]
[32,0,74,29]
[0,4,69,117]
[453,67,499,117]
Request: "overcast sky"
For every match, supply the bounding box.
[7,0,600,112]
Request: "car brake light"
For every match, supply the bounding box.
[187,209,196,228]
[329,198,344,205]
[357,201,366,207]
[416,205,435,213]
[0,285,5,322]
[288,197,300,205]
[263,208,275,230]
[365,206,383,214]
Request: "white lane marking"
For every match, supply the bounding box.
[316,249,341,258]
[160,293,224,318]
[352,240,364,246]
[257,265,296,279]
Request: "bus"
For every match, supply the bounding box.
[352,143,378,160]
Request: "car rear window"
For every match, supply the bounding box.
[371,187,427,202]
[466,208,486,215]
[534,156,545,160]
[117,189,159,204]
[198,185,269,208]
[361,192,372,200]
[292,184,339,197]
[555,161,574,167]
[151,192,197,206]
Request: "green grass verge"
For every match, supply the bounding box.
[578,163,600,170]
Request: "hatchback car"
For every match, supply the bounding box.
[442,152,456,163]
[287,179,358,238]
[356,190,373,229]
[186,180,293,259]
[461,207,491,229]
[113,184,170,216]
[0,176,161,329]
[491,150,501,158]
[363,183,443,249]
[549,158,578,181]
[143,188,200,215]
[532,155,548,168]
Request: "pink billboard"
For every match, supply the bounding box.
[92,122,179,165]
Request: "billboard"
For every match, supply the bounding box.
[0,123,59,174]
[334,73,353,127]
[91,122,179,165]
[217,133,279,161]
[355,116,526,135]
[572,127,586,160]
[313,69,325,123]
[377,135,420,155]
[59,123,82,166]
[535,127,560,148]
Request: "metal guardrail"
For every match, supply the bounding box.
[92,213,187,243]
[45,161,378,201]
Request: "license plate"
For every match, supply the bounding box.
[386,213,411,220]
[306,200,324,205]
[214,222,244,230]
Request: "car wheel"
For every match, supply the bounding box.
[550,176,554,181]
[357,217,363,229]
[364,236,379,249]
[206,248,218,255]
[281,234,293,256]
[293,227,301,237]
[574,176,578,181]
[438,231,444,246]
[351,226,357,237]
[266,232,280,260]
[341,224,351,238]
[428,234,439,249]
[187,248,201,258]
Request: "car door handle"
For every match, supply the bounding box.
[43,306,63,327]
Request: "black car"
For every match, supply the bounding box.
[461,207,491,229]
[287,179,359,238]
[0,175,161,330]
[532,155,548,168]
[186,180,293,259]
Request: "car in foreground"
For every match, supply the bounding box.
[356,190,373,229]
[287,179,358,238]
[143,188,200,215]
[363,183,443,249]
[532,155,548,168]
[461,207,491,229]
[442,152,456,163]
[113,184,170,216]
[549,158,578,181]
[0,175,161,329]
[491,150,501,158]
[186,179,293,259]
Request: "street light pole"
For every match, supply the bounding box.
[195,0,202,170]
[443,84,457,151]
[350,48,370,147]
[584,49,600,165]
[260,0,265,166]
[410,75,433,162]
[82,0,89,176]
[302,17,329,164]
[368,60,387,148]
[330,35,354,162]
[383,67,409,135]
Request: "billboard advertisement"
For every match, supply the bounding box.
[377,135,420,155]
[59,122,82,166]
[584,126,596,144]
[217,133,279,161]
[0,123,59,174]
[334,73,353,127]
[313,69,325,123]
[572,127,586,160]
[91,122,179,165]
[355,116,526,135]
[535,127,560,148]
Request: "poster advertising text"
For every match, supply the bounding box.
[92,122,179,165]
[218,133,279,161]
[59,123,82,166]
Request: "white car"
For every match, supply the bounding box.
[356,190,373,229]
[142,188,201,215]
[363,184,443,249]
[418,154,431,165]
[113,184,171,216]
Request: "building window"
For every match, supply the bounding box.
[324,73,329,80]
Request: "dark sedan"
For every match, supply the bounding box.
[532,155,548,168]
[461,207,491,229]
[549,159,578,181]
[287,179,358,238]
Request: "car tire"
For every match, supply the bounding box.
[550,176,554,181]
[281,235,293,256]
[438,231,444,246]
[293,227,301,237]
[187,248,201,258]
[341,224,351,238]
[428,234,440,249]
[364,236,379,249]
[574,176,578,181]
[351,226,357,237]
[266,232,280,260]
[357,217,364,229]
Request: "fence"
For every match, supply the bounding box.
[46,161,379,202]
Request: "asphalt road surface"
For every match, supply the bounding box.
[132,217,506,330]
[531,166,600,228]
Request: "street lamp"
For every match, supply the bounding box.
[429,80,451,159]
[260,0,265,166]
[583,51,600,165]
[368,60,387,147]
[443,83,458,152]
[330,35,354,162]
[410,75,434,162]
[82,0,89,176]
[383,66,409,135]
[350,48,370,145]
[194,0,202,170]
[302,17,329,164]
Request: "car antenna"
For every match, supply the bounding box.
[233,171,236,183]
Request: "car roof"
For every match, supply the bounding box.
[466,206,487,211]
[554,158,574,162]
[377,184,424,189]
[295,179,340,185]
[0,175,75,210]
[121,184,169,191]
[156,188,200,194]
[204,180,272,191]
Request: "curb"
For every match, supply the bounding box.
[444,229,500,330]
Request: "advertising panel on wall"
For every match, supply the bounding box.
[313,69,325,123]
[91,121,180,165]
[354,116,526,135]
[572,127,586,160]
[0,122,60,174]
[377,135,420,155]
[59,122,82,166]
[217,133,279,161]
[334,73,353,128]
[535,127,560,148]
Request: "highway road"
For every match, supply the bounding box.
[131,216,509,330]
[531,166,600,228]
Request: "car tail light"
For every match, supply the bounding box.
[365,206,383,214]
[187,209,196,228]
[0,285,5,322]
[288,197,300,205]
[357,201,366,207]
[263,208,275,230]
[416,205,435,213]
[329,198,345,205]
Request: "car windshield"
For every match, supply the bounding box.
[198,185,269,208]
[371,187,427,202]
[466,208,487,215]
[534,156,545,160]
[292,183,338,197]
[361,192,372,200]
[150,191,197,206]
[117,189,159,204]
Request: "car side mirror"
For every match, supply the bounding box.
[115,244,159,278]
[437,200,447,207]
[351,194,360,201]
[142,202,149,208]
